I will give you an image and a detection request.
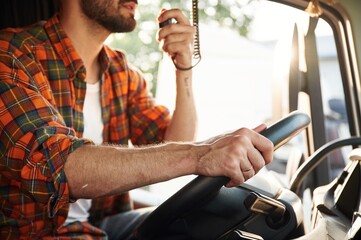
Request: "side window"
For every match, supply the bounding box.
[316,19,351,177]
[148,0,351,197]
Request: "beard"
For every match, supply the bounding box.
[80,0,137,33]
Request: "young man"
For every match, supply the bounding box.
[0,0,273,239]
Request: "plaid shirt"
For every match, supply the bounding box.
[0,14,170,239]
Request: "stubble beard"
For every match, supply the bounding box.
[80,0,137,33]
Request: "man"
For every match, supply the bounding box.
[0,0,273,239]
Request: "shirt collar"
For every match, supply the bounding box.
[44,14,111,81]
[99,46,111,77]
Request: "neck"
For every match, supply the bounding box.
[59,4,109,84]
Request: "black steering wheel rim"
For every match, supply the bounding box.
[134,111,310,240]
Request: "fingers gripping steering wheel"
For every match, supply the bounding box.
[134,111,310,240]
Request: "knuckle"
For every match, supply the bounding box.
[265,139,274,150]
[235,133,252,145]
[189,27,196,35]
[237,127,251,135]
[224,158,239,172]
[253,160,265,172]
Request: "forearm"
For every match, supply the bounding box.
[64,142,202,199]
[65,125,274,199]
[164,69,197,141]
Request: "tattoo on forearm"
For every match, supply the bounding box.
[184,77,191,97]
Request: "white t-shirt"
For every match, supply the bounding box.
[65,81,104,224]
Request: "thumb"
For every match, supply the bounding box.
[253,123,267,133]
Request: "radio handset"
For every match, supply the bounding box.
[159,0,201,71]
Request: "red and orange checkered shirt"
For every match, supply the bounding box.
[0,14,170,239]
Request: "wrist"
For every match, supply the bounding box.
[172,55,195,71]
[185,143,211,175]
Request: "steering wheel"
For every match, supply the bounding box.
[134,111,310,240]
